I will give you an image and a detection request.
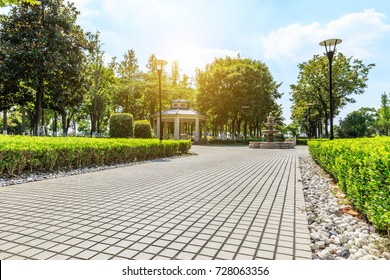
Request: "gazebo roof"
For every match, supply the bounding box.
[150,99,206,119]
[151,108,206,119]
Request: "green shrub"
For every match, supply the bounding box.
[308,137,390,233]
[134,120,153,139]
[296,138,308,145]
[109,113,133,138]
[0,136,192,176]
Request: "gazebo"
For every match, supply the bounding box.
[150,99,207,143]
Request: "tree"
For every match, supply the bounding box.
[142,54,160,116]
[113,49,143,118]
[290,53,374,137]
[196,55,281,139]
[337,107,376,138]
[83,32,116,137]
[0,0,89,135]
[376,92,390,136]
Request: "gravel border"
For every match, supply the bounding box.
[299,155,390,260]
[0,153,195,188]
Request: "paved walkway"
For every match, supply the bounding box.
[0,145,312,260]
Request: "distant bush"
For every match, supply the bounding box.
[109,113,133,138]
[134,120,153,139]
[274,134,285,142]
[308,137,390,233]
[296,138,308,145]
[208,139,248,145]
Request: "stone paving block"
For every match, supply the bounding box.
[6,255,27,260]
[255,250,274,259]
[33,251,57,260]
[61,246,84,256]
[275,253,294,260]
[159,248,179,258]
[0,252,14,259]
[235,253,253,260]
[294,249,312,259]
[175,251,196,260]
[20,248,44,258]
[75,250,99,260]
[48,244,71,253]
[194,254,213,260]
[6,245,31,254]
[89,253,114,260]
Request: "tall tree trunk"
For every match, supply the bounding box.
[2,110,7,135]
[53,110,57,137]
[34,77,44,136]
[90,97,97,137]
[61,110,67,137]
[21,106,26,134]
[66,111,74,136]
[41,107,45,136]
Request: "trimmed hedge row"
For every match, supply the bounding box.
[0,136,191,176]
[308,137,390,233]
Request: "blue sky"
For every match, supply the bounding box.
[10,1,390,123]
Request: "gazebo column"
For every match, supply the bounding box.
[174,117,180,140]
[195,117,200,143]
[163,121,168,139]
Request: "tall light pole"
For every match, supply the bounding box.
[155,59,167,141]
[319,38,342,140]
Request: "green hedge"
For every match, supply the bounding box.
[308,137,390,233]
[296,138,308,145]
[0,136,191,176]
[109,113,134,138]
[134,120,153,139]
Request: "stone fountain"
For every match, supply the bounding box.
[263,112,279,142]
[249,113,294,149]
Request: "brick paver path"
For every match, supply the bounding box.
[0,145,312,260]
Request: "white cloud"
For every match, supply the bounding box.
[72,0,101,17]
[260,9,390,62]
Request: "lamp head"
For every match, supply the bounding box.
[319,38,342,47]
[320,38,342,62]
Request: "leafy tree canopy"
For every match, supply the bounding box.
[0,0,38,7]
[336,107,376,138]
[196,55,282,135]
[290,53,374,137]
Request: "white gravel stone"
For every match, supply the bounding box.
[317,249,331,260]
[299,156,390,260]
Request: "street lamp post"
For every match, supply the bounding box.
[319,38,342,140]
[155,59,167,141]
